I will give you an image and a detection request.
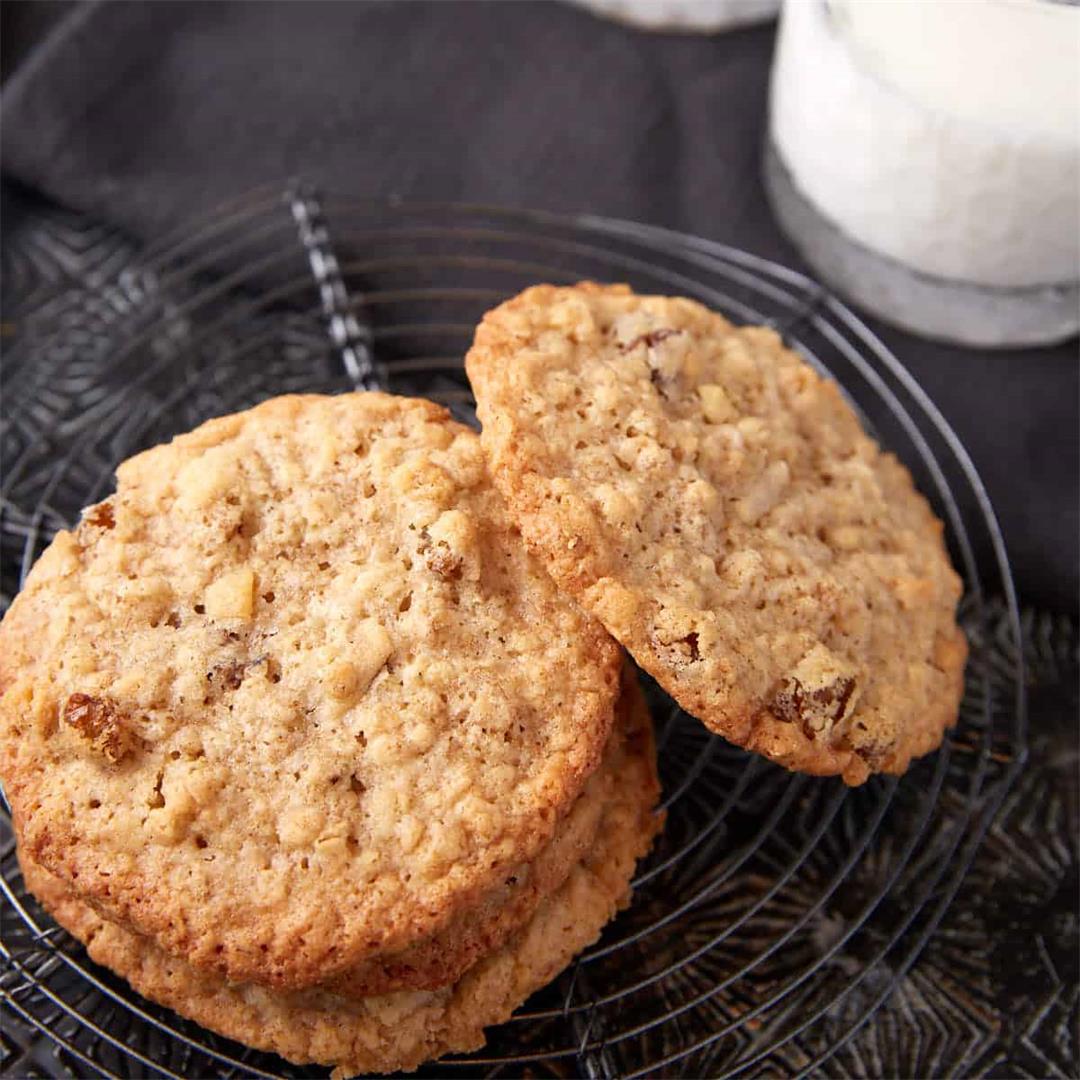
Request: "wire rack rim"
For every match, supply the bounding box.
[1,188,1028,1080]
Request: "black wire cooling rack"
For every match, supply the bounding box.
[0,187,1029,1079]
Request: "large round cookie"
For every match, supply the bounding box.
[466,284,967,785]
[18,670,662,1077]
[0,392,620,990]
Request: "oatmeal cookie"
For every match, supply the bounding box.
[466,284,967,784]
[0,393,620,988]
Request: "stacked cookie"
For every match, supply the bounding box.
[0,283,966,1075]
[0,393,662,1075]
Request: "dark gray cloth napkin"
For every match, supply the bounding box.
[2,0,1076,611]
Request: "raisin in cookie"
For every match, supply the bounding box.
[18,669,662,1077]
[0,393,620,990]
[466,284,967,785]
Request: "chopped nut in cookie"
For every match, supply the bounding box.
[619,327,681,353]
[697,383,737,424]
[734,460,789,525]
[352,619,393,694]
[424,540,463,581]
[325,660,362,702]
[203,567,255,619]
[419,509,479,582]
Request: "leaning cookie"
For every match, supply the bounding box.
[466,283,967,784]
[19,670,662,1077]
[0,392,621,991]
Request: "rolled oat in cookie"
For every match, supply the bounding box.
[466,283,967,784]
[0,392,621,991]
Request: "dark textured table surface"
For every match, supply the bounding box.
[0,3,1076,1077]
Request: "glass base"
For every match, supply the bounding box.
[764,140,1079,349]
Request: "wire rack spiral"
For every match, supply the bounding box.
[0,188,1026,1079]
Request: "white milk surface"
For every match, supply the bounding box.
[771,0,1080,288]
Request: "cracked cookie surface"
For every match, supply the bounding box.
[0,392,620,989]
[18,669,661,1077]
[466,284,967,784]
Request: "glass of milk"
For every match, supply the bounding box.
[766,0,1079,348]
